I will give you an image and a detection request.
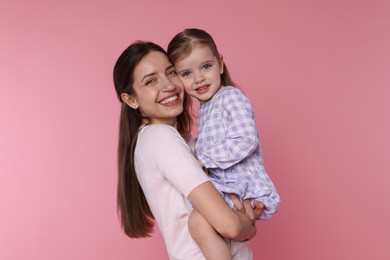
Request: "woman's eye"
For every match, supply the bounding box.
[168,70,177,76]
[145,79,155,85]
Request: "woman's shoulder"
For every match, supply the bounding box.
[138,124,185,147]
[139,124,179,137]
[137,124,193,165]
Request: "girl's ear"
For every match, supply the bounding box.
[121,93,139,110]
[219,55,224,74]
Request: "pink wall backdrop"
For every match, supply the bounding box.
[1,0,389,259]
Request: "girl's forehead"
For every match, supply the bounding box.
[191,43,210,52]
[179,43,209,56]
[185,45,216,60]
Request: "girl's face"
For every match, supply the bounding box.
[122,51,185,126]
[174,45,224,104]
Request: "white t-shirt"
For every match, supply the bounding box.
[135,124,252,260]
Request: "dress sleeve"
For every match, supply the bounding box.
[139,125,209,197]
[198,90,259,170]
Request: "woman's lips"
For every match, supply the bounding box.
[159,94,180,106]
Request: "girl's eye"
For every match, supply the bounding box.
[181,71,191,78]
[203,64,212,70]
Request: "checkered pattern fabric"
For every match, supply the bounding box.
[195,86,280,219]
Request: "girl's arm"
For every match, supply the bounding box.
[188,181,256,241]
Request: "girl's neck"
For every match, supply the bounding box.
[200,85,225,105]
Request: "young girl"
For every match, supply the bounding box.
[168,28,281,259]
[113,41,264,260]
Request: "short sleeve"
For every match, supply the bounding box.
[137,125,209,197]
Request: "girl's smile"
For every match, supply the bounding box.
[195,84,210,94]
[174,45,224,104]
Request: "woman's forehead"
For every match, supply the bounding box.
[139,51,170,69]
[133,51,172,81]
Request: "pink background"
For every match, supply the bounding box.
[1,0,389,259]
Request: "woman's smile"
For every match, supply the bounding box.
[159,94,179,105]
[130,51,185,125]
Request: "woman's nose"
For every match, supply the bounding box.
[161,77,176,91]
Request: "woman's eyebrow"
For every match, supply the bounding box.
[141,72,156,83]
[166,65,175,71]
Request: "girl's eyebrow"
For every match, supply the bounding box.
[175,67,189,74]
[202,59,215,64]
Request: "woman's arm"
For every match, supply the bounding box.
[140,125,256,240]
[188,181,256,241]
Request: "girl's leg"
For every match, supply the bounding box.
[189,208,232,260]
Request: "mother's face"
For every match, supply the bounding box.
[122,51,185,126]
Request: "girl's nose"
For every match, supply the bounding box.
[194,71,205,84]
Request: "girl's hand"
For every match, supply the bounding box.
[229,194,265,223]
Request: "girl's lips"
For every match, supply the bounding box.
[195,84,209,94]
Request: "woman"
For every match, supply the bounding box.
[113,41,264,259]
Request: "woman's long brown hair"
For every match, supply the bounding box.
[113,41,192,237]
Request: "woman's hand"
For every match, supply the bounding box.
[229,194,265,223]
[188,182,257,241]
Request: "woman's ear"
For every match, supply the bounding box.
[121,93,139,110]
[219,55,224,74]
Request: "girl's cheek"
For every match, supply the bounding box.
[184,85,192,92]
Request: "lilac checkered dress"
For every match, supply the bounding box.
[195,86,280,219]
